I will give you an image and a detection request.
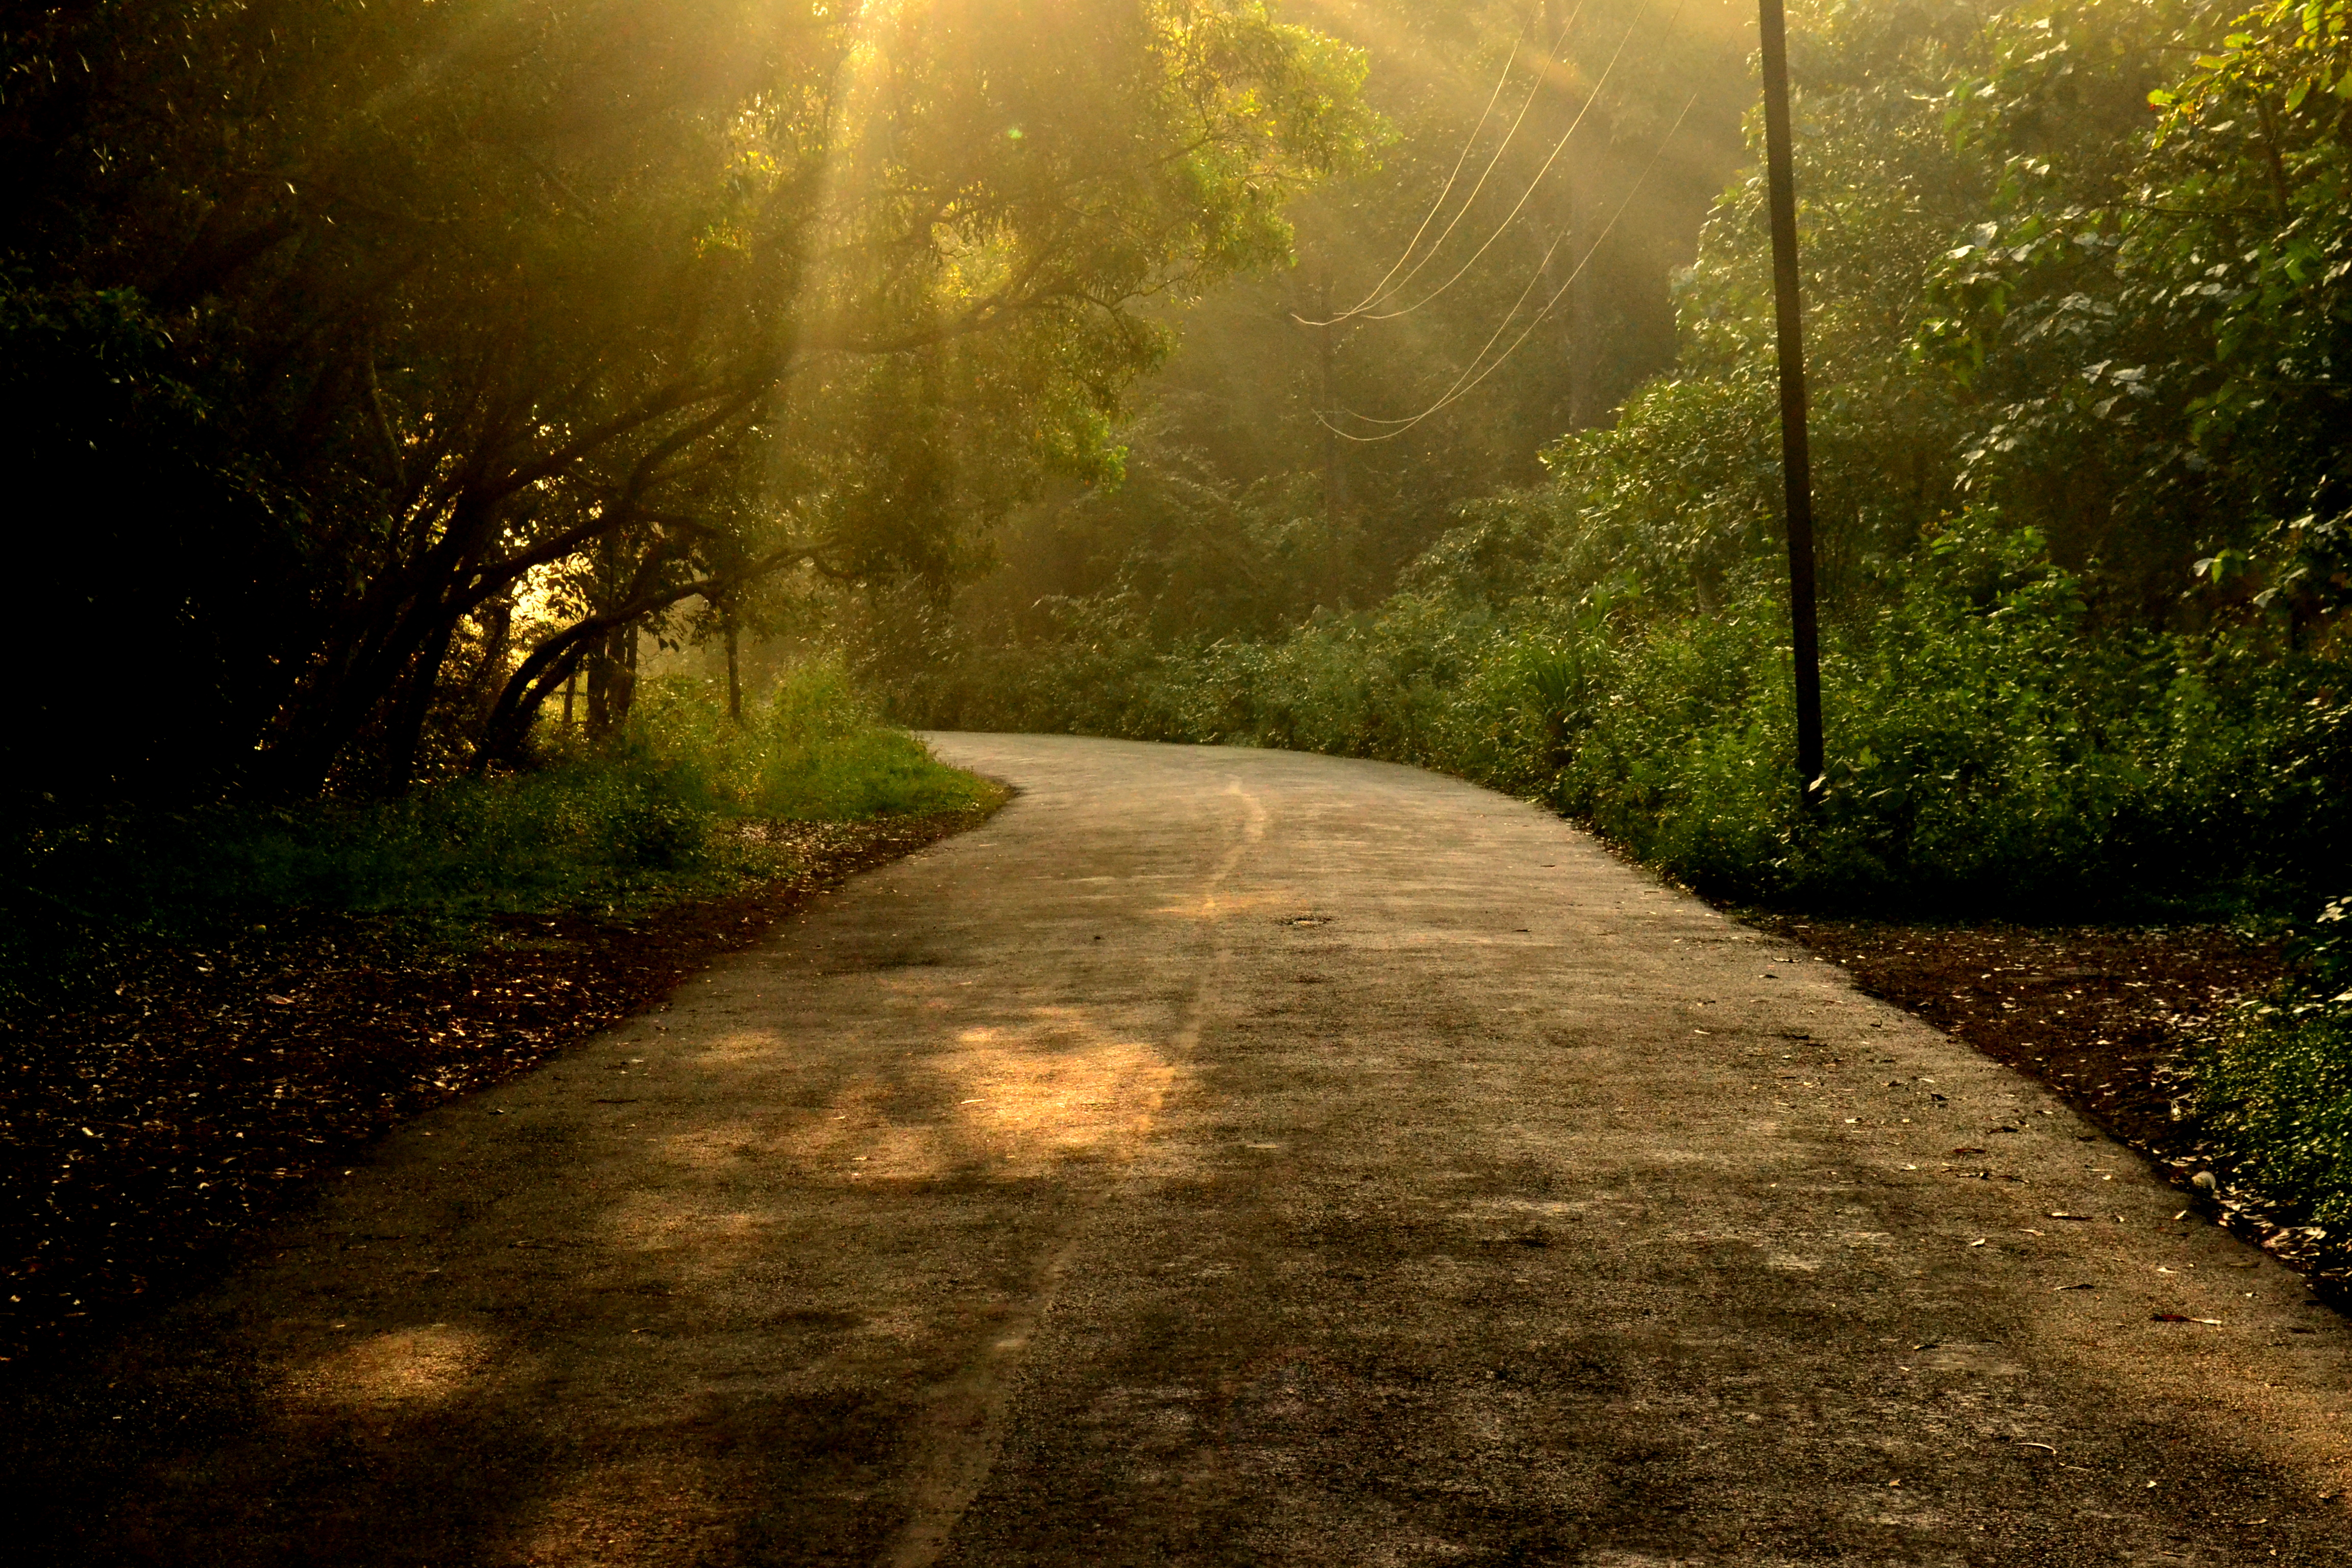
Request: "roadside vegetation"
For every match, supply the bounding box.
[3,665,989,1018]
[2195,900,2352,1244]
[1,668,999,1363]
[902,521,2345,916]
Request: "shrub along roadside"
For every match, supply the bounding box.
[1,666,998,1364]
[2193,897,2352,1266]
[4,663,990,1019]
[897,515,2350,919]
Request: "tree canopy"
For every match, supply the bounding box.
[2,0,1376,798]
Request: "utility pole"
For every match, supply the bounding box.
[1758,0,1824,803]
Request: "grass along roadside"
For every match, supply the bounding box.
[6,663,996,1018]
[0,667,1004,1366]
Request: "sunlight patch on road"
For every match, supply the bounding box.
[635,1008,1194,1189]
[939,1009,1188,1176]
[282,1322,496,1410]
[1149,886,1302,921]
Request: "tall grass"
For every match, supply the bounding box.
[3,662,990,1014]
[627,661,994,824]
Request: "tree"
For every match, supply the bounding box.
[2,0,1376,798]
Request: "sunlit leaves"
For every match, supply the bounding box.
[2,1,1378,793]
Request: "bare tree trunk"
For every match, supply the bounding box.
[584,633,611,738]
[725,612,743,724]
[562,668,577,727]
[611,622,639,730]
[468,595,516,721]
[380,618,456,795]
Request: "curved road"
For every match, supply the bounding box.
[76,737,2351,1564]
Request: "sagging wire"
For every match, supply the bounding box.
[1302,0,1666,330]
[1319,87,1700,445]
[1325,1,1595,325]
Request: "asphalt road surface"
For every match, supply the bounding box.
[72,736,2352,1564]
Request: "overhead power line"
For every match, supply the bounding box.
[1303,0,1669,331]
[1328,1,1595,324]
[1330,28,1530,324]
[1318,88,1700,445]
[1329,0,1662,327]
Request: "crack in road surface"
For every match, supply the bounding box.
[48,737,2352,1565]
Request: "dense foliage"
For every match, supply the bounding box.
[2195,895,2352,1248]
[903,517,2347,911]
[900,0,2352,920]
[1,0,1376,800]
[2,664,987,1018]
[954,0,1757,631]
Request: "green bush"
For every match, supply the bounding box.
[2,662,989,1015]
[2193,898,2352,1241]
[893,511,2350,917]
[629,659,995,822]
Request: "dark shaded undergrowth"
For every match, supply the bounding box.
[0,670,1001,1366]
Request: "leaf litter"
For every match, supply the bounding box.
[1747,915,2350,1301]
[0,808,988,1366]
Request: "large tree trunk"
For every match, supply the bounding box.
[725,614,743,724]
[379,618,457,796]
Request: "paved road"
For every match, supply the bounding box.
[72,737,2351,1564]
